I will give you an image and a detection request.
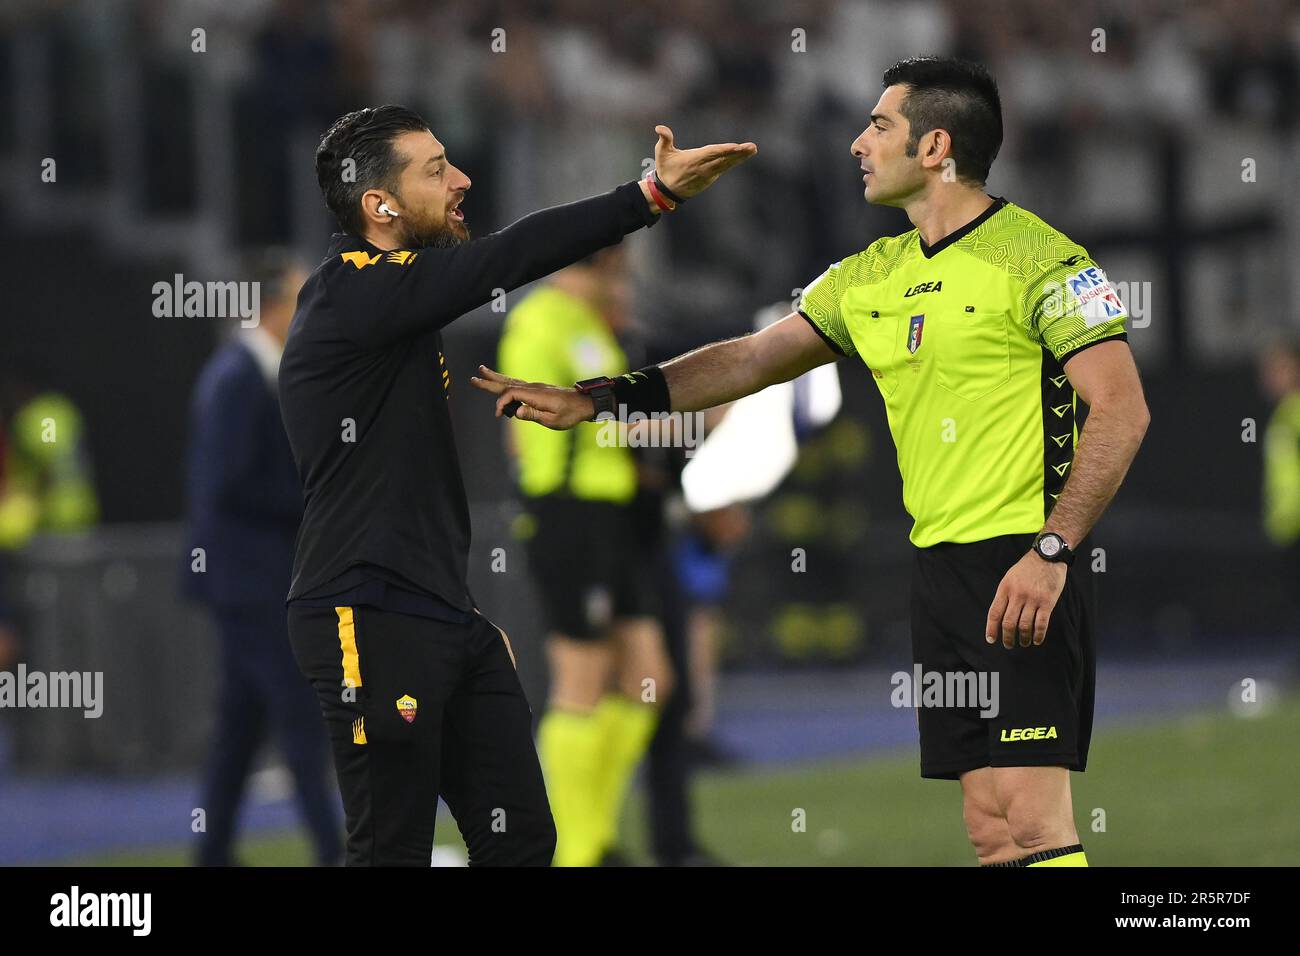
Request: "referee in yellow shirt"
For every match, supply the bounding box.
[498,246,673,866]
[474,57,1151,868]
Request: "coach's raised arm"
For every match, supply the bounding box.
[276,105,753,867]
[308,107,755,348]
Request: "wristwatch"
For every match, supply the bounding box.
[574,376,617,421]
[1032,532,1074,565]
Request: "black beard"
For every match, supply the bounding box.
[401,221,469,249]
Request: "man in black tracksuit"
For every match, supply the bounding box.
[279,105,754,866]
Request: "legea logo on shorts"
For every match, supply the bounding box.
[1000,725,1058,742]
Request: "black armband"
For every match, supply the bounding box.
[612,365,671,416]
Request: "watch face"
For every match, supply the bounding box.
[1038,535,1061,557]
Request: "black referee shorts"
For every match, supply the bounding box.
[287,603,555,866]
[911,533,1096,780]
[521,496,658,640]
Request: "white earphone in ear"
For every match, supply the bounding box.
[378,202,399,218]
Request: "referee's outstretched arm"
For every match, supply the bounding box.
[471,310,841,427]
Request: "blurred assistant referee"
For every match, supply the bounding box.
[473,58,1150,868]
[498,248,675,866]
[279,105,754,866]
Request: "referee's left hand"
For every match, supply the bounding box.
[986,553,1069,648]
[471,366,594,430]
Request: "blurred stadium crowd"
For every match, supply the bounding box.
[8,0,1298,340]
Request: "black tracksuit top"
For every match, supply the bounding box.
[279,181,658,610]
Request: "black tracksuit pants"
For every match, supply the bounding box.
[288,603,555,866]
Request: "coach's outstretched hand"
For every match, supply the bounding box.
[652,125,757,200]
[471,366,593,430]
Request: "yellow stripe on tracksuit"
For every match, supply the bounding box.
[335,606,366,744]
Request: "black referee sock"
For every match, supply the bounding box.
[982,843,1087,867]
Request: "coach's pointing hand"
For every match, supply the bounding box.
[651,125,757,200]
[471,366,593,430]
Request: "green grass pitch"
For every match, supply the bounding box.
[63,695,1300,866]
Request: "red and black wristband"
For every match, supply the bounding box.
[651,170,686,205]
[644,170,686,213]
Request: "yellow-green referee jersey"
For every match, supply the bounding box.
[799,197,1129,548]
[498,285,637,503]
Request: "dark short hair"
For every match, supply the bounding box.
[881,57,1002,186]
[315,105,431,235]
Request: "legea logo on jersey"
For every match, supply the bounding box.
[907,313,925,353]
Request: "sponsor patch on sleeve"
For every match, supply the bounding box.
[1065,265,1127,327]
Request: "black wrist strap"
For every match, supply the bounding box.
[652,170,686,206]
[612,365,671,416]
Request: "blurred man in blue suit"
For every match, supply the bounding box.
[184,251,342,866]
